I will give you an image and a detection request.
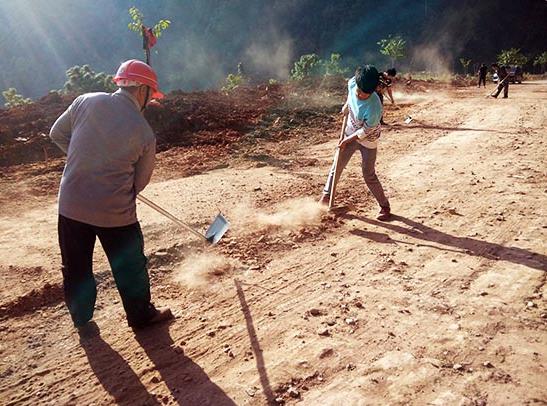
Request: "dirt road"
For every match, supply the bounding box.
[0,81,545,405]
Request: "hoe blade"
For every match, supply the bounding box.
[205,213,230,245]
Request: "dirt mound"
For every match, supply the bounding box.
[0,279,63,320]
[146,84,283,149]
[0,92,74,167]
[0,84,284,168]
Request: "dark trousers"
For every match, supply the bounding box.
[493,78,509,98]
[58,215,156,327]
[478,75,486,87]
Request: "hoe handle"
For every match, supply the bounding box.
[328,113,349,210]
[137,194,208,242]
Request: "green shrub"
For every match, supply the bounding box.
[497,48,527,66]
[290,53,348,81]
[222,63,247,92]
[459,58,471,75]
[2,88,32,108]
[533,51,547,72]
[290,53,322,80]
[221,73,244,92]
[63,65,117,94]
[323,53,348,76]
[377,35,406,66]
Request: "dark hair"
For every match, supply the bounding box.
[386,68,397,77]
[355,65,379,93]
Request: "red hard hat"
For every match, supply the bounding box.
[114,59,164,99]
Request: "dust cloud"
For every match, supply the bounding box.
[232,197,326,231]
[410,44,453,77]
[392,91,428,103]
[174,253,240,289]
[244,38,293,80]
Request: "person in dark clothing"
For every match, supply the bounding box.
[376,68,397,124]
[478,63,488,88]
[491,63,509,98]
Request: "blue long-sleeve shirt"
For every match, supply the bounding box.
[345,77,382,148]
[50,89,156,227]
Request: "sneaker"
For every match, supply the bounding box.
[129,307,174,330]
[318,194,330,206]
[377,206,391,221]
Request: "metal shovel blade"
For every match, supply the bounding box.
[205,213,230,244]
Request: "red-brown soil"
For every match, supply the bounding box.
[0,78,545,405]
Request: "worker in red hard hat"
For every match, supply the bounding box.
[114,59,164,106]
[49,59,173,332]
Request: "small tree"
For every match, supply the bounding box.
[459,58,471,75]
[497,48,528,66]
[222,63,246,92]
[290,53,322,80]
[323,53,348,76]
[2,88,32,108]
[63,65,117,94]
[533,51,547,73]
[128,6,170,61]
[377,35,406,66]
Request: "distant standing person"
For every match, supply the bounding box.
[319,65,391,221]
[49,59,173,330]
[376,68,397,124]
[477,63,488,88]
[491,63,509,98]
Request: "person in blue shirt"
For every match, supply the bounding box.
[320,65,391,221]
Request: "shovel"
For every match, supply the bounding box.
[328,113,349,211]
[486,74,510,98]
[137,194,229,244]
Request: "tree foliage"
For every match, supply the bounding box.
[128,6,171,38]
[63,65,117,94]
[377,35,406,65]
[459,58,471,74]
[290,54,322,80]
[533,51,547,71]
[290,53,347,81]
[323,53,348,76]
[2,88,32,108]
[497,48,527,66]
[221,63,246,92]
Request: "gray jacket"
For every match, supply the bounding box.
[50,89,156,227]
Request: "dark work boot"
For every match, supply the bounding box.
[129,307,174,330]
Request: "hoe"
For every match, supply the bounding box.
[137,195,229,245]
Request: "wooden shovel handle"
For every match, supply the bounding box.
[328,113,349,210]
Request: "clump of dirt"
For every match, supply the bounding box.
[173,253,241,289]
[0,280,63,320]
[450,74,477,87]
